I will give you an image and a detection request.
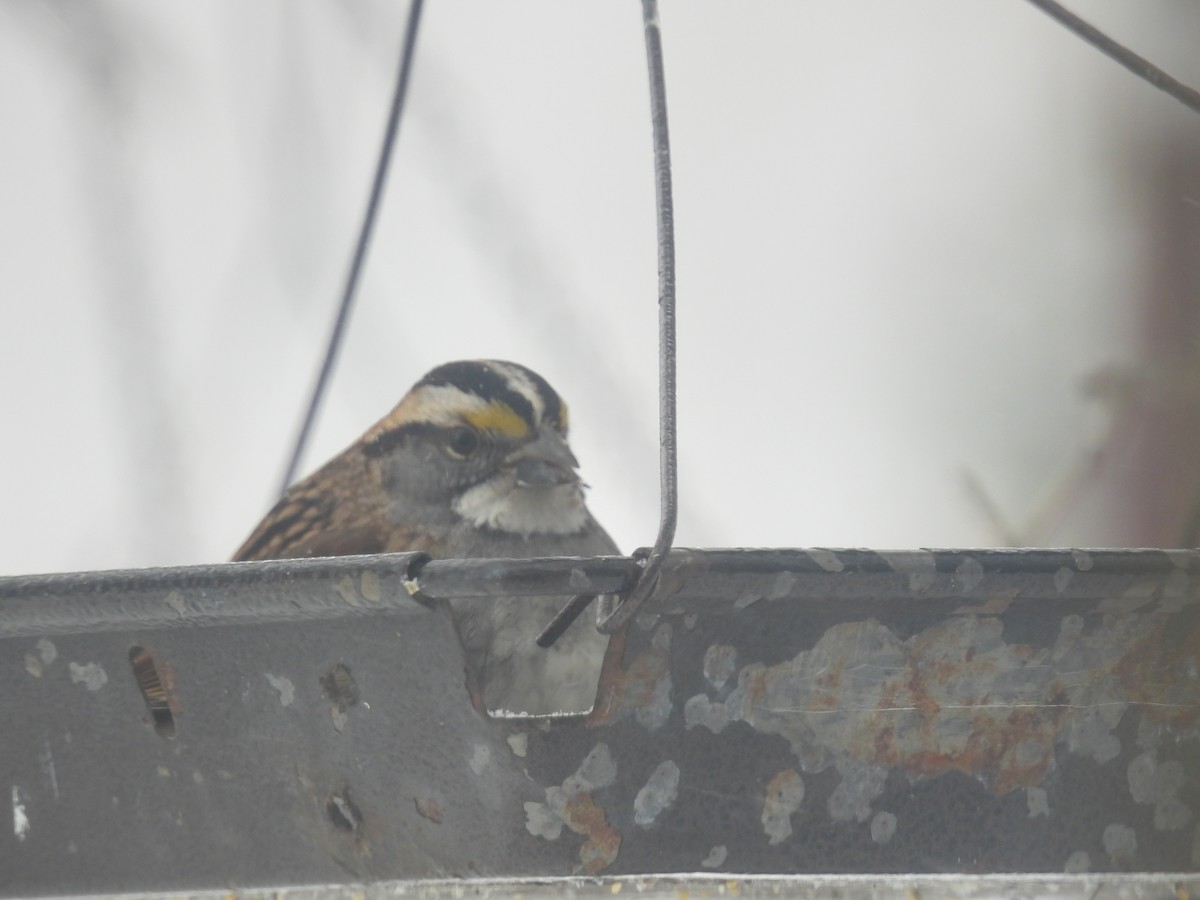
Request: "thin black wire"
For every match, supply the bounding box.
[277,0,426,497]
[595,0,678,634]
[1025,0,1200,116]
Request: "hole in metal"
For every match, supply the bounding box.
[327,789,363,832]
[320,662,360,713]
[129,645,175,739]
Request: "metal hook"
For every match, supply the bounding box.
[538,0,677,648]
[594,0,678,634]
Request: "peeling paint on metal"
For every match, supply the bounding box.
[1128,750,1191,831]
[590,625,673,731]
[164,590,186,616]
[68,662,107,692]
[524,800,563,840]
[265,674,295,707]
[1152,801,1190,840]
[870,810,897,844]
[565,744,617,795]
[469,744,491,776]
[806,548,844,573]
[701,845,728,868]
[633,760,679,827]
[767,571,797,600]
[415,796,443,824]
[703,645,736,692]
[684,692,730,735]
[1071,549,1094,571]
[828,759,887,823]
[953,558,984,593]
[11,786,29,842]
[1026,786,1049,818]
[761,769,804,845]
[507,733,528,758]
[1102,823,1137,865]
[36,639,57,666]
[683,612,1194,799]
[524,744,621,874]
[888,551,937,593]
[23,643,54,679]
[733,591,761,610]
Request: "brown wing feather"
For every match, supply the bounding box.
[233,449,389,561]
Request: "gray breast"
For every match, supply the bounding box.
[444,519,618,717]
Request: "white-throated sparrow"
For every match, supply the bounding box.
[234,360,617,717]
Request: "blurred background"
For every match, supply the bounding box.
[2,1,1199,576]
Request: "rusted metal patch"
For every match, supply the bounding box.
[633,760,680,827]
[685,612,1196,800]
[589,623,673,730]
[1112,613,1200,729]
[761,769,804,844]
[414,796,444,824]
[525,743,623,874]
[562,792,622,874]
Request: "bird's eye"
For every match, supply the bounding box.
[445,426,479,459]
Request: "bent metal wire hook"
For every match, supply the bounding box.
[538,0,677,647]
[596,0,678,633]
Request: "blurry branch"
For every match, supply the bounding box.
[961,471,1021,547]
[962,439,1110,548]
[1025,0,1200,116]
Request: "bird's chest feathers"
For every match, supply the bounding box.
[452,477,587,537]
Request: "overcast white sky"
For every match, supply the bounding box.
[2,1,1199,576]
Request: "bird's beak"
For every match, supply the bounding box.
[506,429,580,488]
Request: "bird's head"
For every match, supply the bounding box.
[363,360,589,537]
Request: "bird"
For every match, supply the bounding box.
[233,359,618,717]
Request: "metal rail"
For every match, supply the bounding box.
[3,547,1194,639]
[3,547,1197,889]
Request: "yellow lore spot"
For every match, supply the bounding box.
[464,402,530,438]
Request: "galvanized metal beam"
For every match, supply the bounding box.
[1,548,1197,895]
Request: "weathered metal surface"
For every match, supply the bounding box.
[36,873,1200,899]
[1,548,1197,895]
[4,547,1194,637]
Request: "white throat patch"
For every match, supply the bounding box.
[453,474,588,537]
